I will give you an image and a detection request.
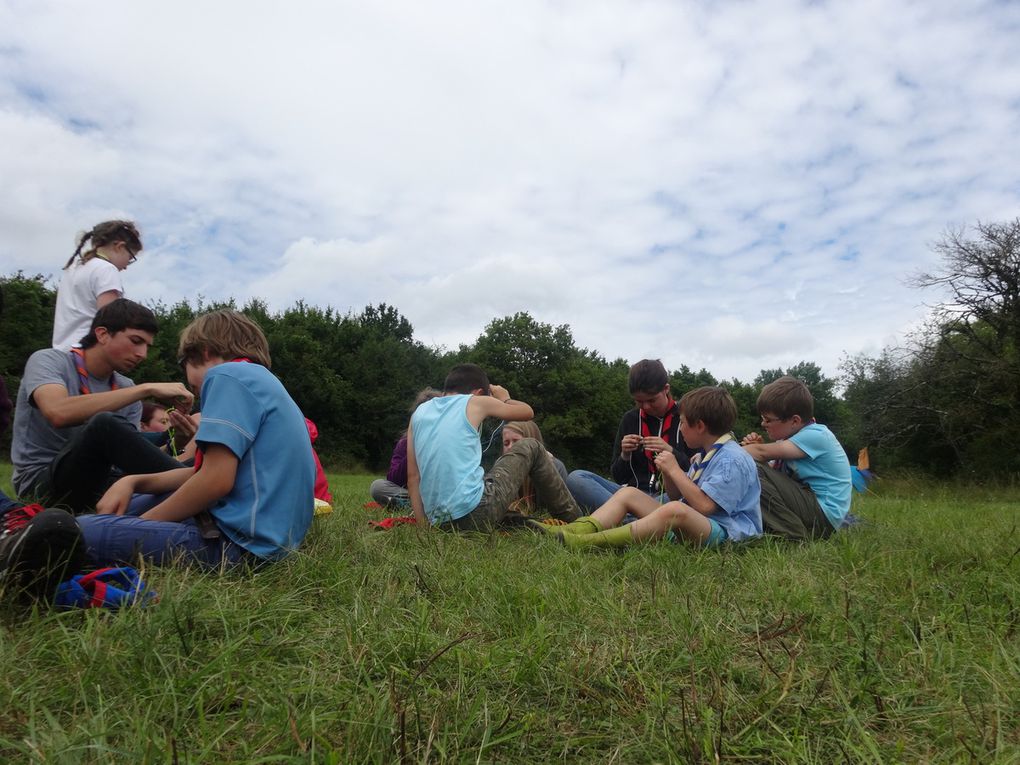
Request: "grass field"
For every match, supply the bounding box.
[1,466,1018,763]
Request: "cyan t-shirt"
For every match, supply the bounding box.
[410,394,484,524]
[788,423,852,529]
[197,362,315,560]
[692,440,762,541]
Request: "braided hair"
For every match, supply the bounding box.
[63,220,142,269]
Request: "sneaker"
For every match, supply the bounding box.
[0,507,85,601]
[525,518,566,535]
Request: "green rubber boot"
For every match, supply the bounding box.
[559,524,637,549]
[526,516,604,536]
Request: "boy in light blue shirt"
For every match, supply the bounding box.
[741,376,852,540]
[533,387,761,549]
[77,310,316,566]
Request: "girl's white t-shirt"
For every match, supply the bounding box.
[52,257,124,350]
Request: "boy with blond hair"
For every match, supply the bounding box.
[741,376,852,540]
[535,386,761,548]
[11,311,316,577]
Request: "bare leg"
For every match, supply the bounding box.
[626,501,714,544]
[589,487,661,530]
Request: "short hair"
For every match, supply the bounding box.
[503,420,544,443]
[443,363,491,395]
[678,386,737,435]
[628,359,668,395]
[178,310,272,368]
[756,376,814,420]
[80,298,158,348]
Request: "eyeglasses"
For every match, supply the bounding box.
[122,243,138,264]
[760,415,788,426]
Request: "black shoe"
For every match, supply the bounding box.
[0,506,85,602]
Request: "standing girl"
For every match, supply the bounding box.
[52,220,143,350]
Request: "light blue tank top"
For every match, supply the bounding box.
[411,394,484,523]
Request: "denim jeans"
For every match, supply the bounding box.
[76,513,253,569]
[0,489,20,517]
[565,470,624,512]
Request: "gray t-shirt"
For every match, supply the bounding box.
[11,348,141,495]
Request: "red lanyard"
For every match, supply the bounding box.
[639,400,675,478]
[70,348,118,395]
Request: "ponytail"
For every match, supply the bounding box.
[63,220,142,269]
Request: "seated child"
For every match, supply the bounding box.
[501,420,570,517]
[740,376,852,540]
[370,388,441,508]
[533,386,761,548]
[20,309,316,573]
[141,401,170,433]
[407,364,580,530]
[566,359,696,512]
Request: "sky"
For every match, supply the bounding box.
[1,0,1018,383]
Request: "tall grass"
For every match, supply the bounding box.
[1,467,1018,763]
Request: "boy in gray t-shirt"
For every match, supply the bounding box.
[10,299,193,513]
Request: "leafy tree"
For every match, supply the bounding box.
[841,219,1020,477]
[463,313,631,470]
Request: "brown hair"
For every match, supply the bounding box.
[64,220,142,269]
[410,387,442,413]
[756,376,813,420]
[443,363,491,395]
[678,386,737,436]
[178,310,272,368]
[80,298,158,348]
[628,359,669,395]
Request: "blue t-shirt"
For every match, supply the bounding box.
[788,423,852,529]
[197,362,315,560]
[410,394,484,524]
[692,440,762,541]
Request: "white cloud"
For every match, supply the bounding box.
[1,0,1018,383]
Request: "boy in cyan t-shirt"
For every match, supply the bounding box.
[741,376,852,541]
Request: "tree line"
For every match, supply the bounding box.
[2,217,1017,479]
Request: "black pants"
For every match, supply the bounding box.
[757,462,835,542]
[41,412,182,514]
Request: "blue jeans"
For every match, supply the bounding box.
[566,470,663,520]
[77,514,253,569]
[565,470,624,512]
[0,489,20,517]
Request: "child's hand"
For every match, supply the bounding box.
[641,435,670,453]
[654,450,678,473]
[621,434,642,455]
[96,476,135,516]
[741,432,764,446]
[489,384,511,402]
[168,409,199,441]
[148,382,195,412]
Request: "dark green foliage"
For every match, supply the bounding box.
[457,313,632,471]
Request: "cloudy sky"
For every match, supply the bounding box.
[1,0,1018,382]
